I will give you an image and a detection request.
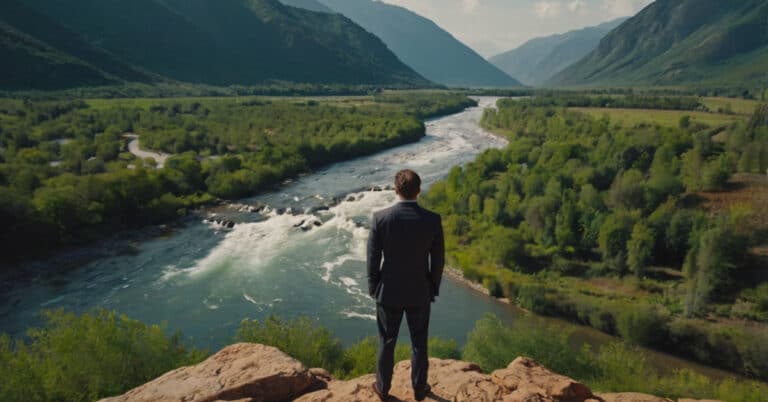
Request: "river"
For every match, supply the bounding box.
[0,97,739,380]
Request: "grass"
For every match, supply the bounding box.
[570,107,747,128]
[701,97,763,115]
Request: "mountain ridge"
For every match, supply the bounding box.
[0,0,158,90]
[549,0,768,87]
[489,17,627,86]
[4,0,429,90]
[310,0,521,88]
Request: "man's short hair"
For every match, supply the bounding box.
[395,169,421,199]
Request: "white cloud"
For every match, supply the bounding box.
[461,0,480,13]
[567,0,587,14]
[601,0,652,17]
[535,0,591,18]
[534,1,563,17]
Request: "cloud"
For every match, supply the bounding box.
[601,0,653,17]
[534,1,562,17]
[535,0,590,18]
[461,0,480,13]
[567,0,587,14]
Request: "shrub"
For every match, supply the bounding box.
[237,315,345,373]
[462,314,598,378]
[0,309,205,402]
[341,337,379,379]
[616,305,669,346]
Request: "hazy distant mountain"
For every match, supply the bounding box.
[489,18,626,86]
[549,0,768,87]
[315,0,520,87]
[279,0,333,13]
[7,0,428,89]
[0,0,156,90]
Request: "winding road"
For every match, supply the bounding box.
[124,133,171,168]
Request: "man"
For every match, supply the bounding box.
[367,169,445,401]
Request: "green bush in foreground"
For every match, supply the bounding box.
[0,309,206,402]
[462,314,767,402]
[237,315,460,380]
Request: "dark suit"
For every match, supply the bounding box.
[367,200,444,396]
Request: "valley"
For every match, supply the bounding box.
[1,1,768,401]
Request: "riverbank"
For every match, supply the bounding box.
[421,95,768,382]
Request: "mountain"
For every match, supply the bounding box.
[0,0,156,90]
[549,0,768,87]
[311,0,520,88]
[489,18,626,86]
[9,0,428,89]
[279,0,333,13]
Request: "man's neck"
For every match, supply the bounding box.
[398,198,418,203]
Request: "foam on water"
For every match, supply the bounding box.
[342,310,377,321]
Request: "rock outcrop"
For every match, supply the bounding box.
[98,343,318,402]
[98,343,725,402]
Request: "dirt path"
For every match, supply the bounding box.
[123,133,171,168]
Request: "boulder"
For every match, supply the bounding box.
[491,357,593,402]
[598,393,673,402]
[294,374,378,402]
[297,358,503,402]
[98,343,316,402]
[678,399,724,402]
[98,344,720,402]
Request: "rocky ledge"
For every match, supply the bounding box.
[98,343,721,402]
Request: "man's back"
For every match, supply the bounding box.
[367,169,444,401]
[368,201,444,307]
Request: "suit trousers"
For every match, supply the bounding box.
[375,302,430,395]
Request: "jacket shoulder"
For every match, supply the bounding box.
[373,205,397,221]
[419,205,442,221]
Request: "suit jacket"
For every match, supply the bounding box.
[367,201,445,307]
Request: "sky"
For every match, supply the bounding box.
[381,0,654,57]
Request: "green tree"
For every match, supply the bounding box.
[681,149,704,191]
[627,222,655,278]
[684,227,745,316]
[607,169,645,210]
[599,212,636,274]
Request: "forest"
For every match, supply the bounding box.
[0,92,475,261]
[421,97,768,379]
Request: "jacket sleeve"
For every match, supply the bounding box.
[367,213,383,297]
[430,215,445,297]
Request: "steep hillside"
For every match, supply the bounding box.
[549,0,768,87]
[0,0,156,90]
[16,0,428,87]
[0,23,114,90]
[279,0,333,13]
[490,18,625,86]
[316,0,521,88]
